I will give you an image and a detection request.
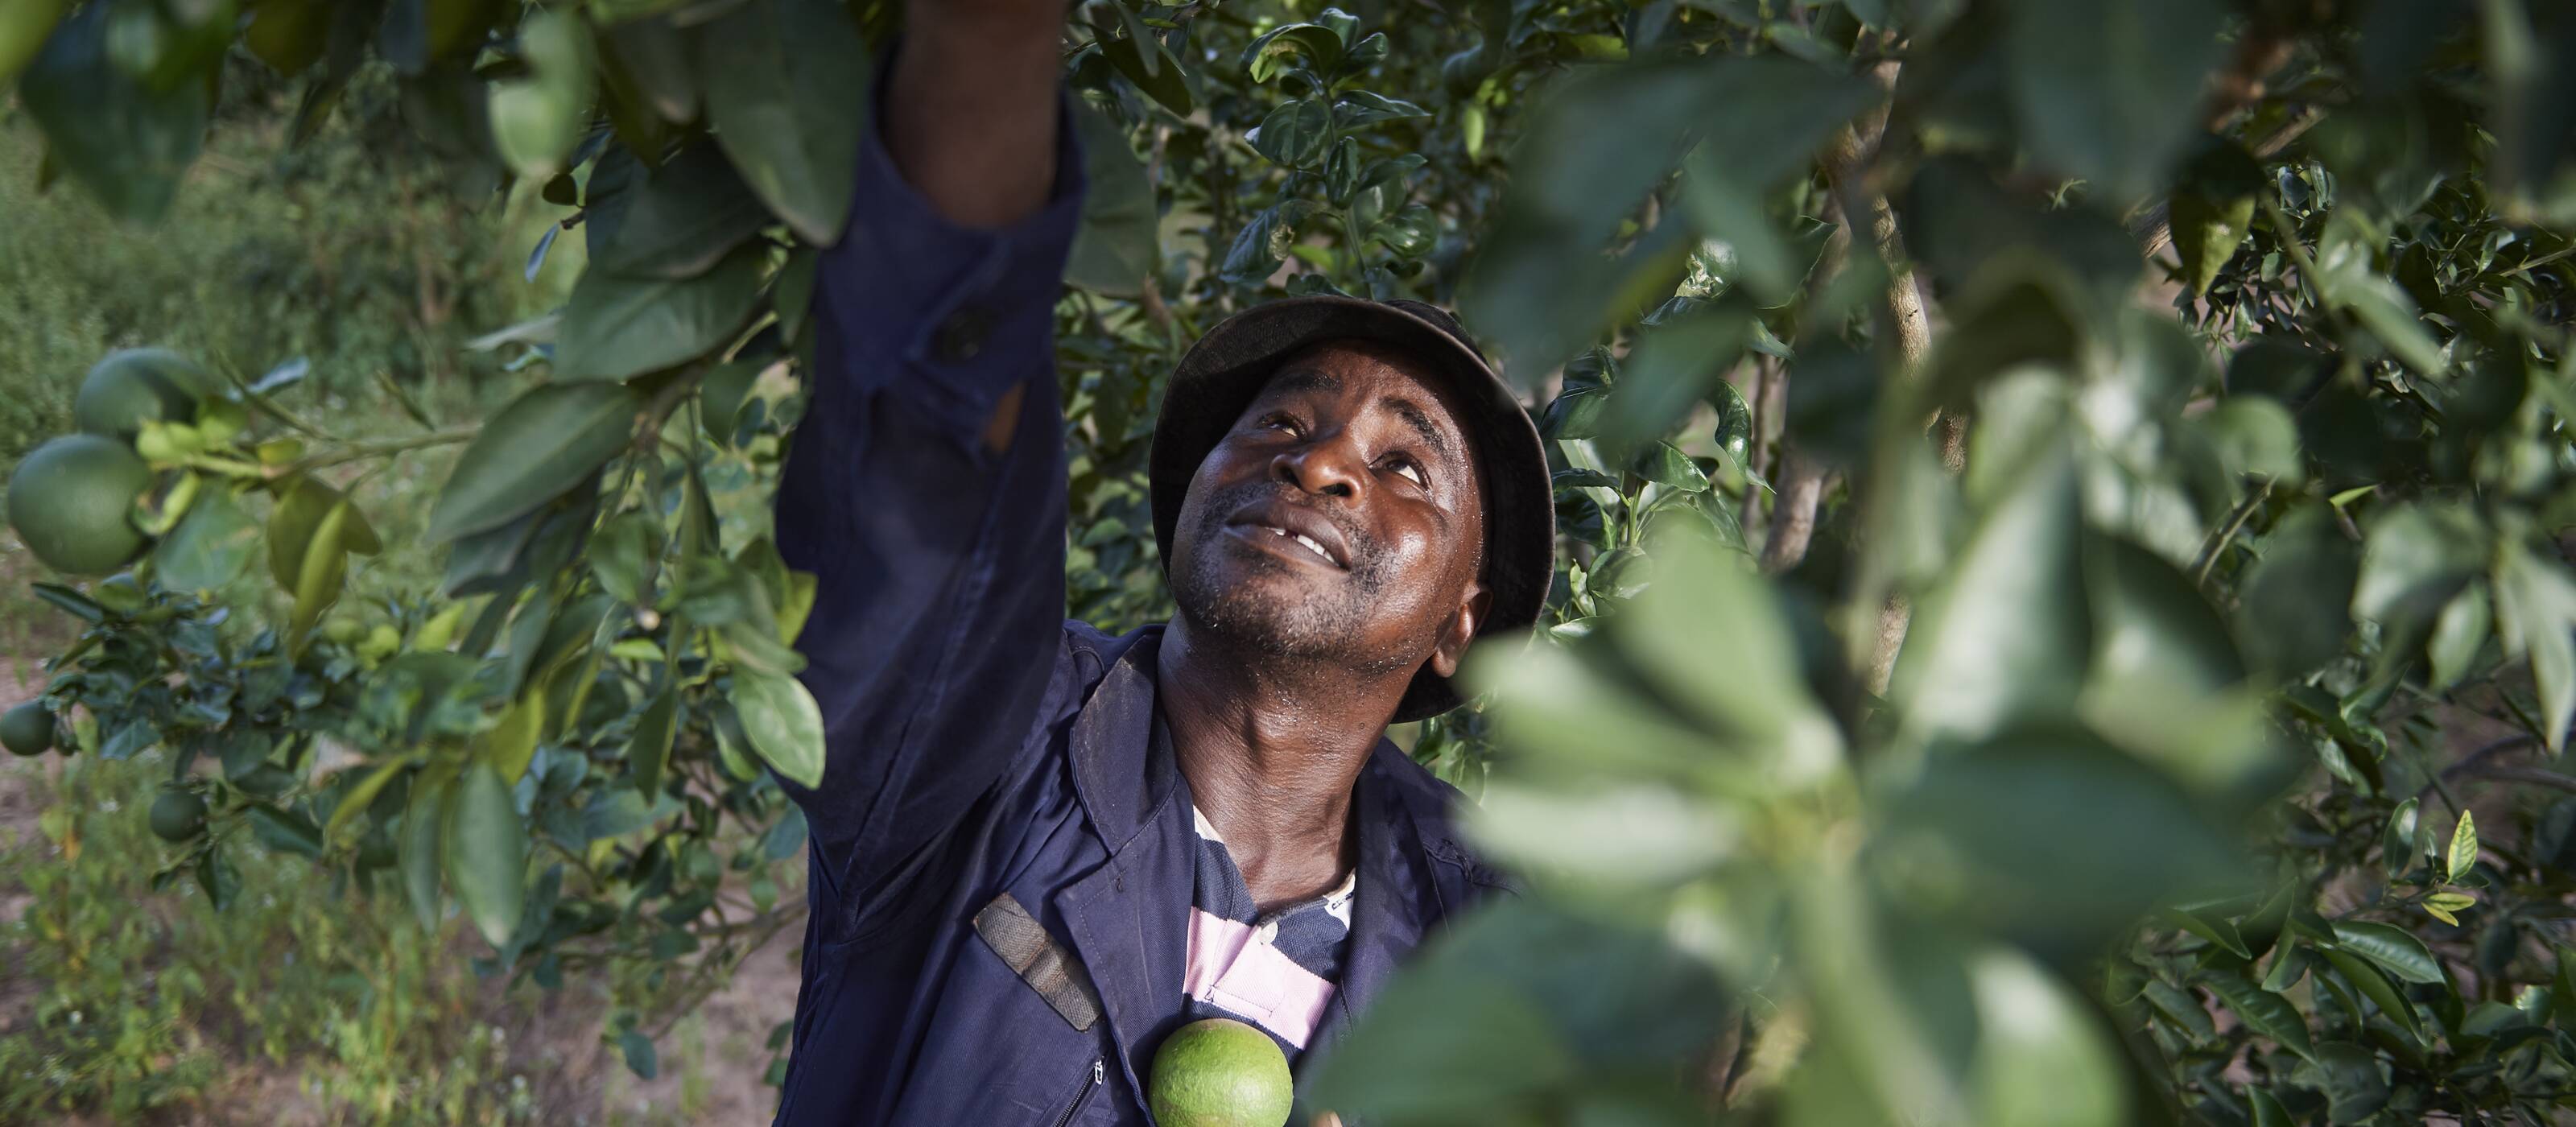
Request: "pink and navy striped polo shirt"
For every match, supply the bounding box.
[1180,800,1357,1066]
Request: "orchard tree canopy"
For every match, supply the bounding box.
[6,0,2576,1123]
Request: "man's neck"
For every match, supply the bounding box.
[1158,617,1409,913]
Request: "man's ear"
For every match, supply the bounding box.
[1426,580,1492,679]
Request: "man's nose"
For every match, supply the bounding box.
[1273,434,1362,500]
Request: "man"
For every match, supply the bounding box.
[769,1,1551,1122]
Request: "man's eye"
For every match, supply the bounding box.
[1262,414,1298,432]
[1391,460,1426,486]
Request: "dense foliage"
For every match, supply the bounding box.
[6,0,2576,1124]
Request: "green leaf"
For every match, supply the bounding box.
[1306,899,1711,1123]
[2172,189,2255,298]
[2313,222,2448,375]
[1896,444,2091,742]
[733,670,824,789]
[601,14,698,124]
[327,753,420,843]
[2317,948,2424,1043]
[486,7,594,180]
[1464,56,1874,378]
[196,848,239,911]
[1249,97,1331,168]
[1629,442,1710,493]
[19,0,210,222]
[618,1027,658,1080]
[1100,27,1191,116]
[589,511,661,604]
[2493,541,2576,751]
[1065,102,1159,297]
[2261,944,2314,993]
[473,687,547,785]
[400,769,449,931]
[426,382,642,543]
[2449,810,2479,883]
[1540,386,1610,440]
[2304,1042,2389,1125]
[444,761,527,947]
[1886,728,2241,950]
[287,500,353,657]
[1368,205,1436,258]
[555,242,766,382]
[2164,909,2251,958]
[1967,948,2126,1127]
[1218,200,1318,287]
[2247,1086,2293,1127]
[2352,502,2487,642]
[1335,90,1428,126]
[2141,979,2215,1040]
[153,484,259,592]
[589,143,770,280]
[700,0,868,244]
[630,686,679,795]
[2236,503,2358,678]
[1711,379,1753,467]
[2197,396,2303,486]
[2171,142,2264,295]
[2421,890,2476,926]
[2004,0,2227,200]
[267,477,384,589]
[1600,308,1752,451]
[2329,920,2443,985]
[2204,973,2315,1063]
[1240,22,1344,81]
[2426,584,2491,691]
[2381,798,2421,878]
[246,803,325,858]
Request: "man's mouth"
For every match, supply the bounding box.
[1250,523,1341,567]
[1221,501,1352,570]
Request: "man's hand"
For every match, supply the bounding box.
[886,0,1067,228]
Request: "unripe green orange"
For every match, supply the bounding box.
[150,789,208,842]
[6,434,155,575]
[0,701,53,757]
[74,348,205,439]
[1148,1018,1294,1127]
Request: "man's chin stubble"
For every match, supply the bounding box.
[1170,541,1420,677]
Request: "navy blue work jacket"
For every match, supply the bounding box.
[767,93,1515,1125]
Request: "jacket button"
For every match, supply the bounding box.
[931,304,993,365]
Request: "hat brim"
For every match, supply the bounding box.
[1148,295,1554,723]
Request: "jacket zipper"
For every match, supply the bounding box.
[1048,1057,1104,1127]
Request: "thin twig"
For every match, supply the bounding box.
[2452,766,2576,796]
[2190,480,2274,588]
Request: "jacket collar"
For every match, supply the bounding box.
[1052,628,1432,1104]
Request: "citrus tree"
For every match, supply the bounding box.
[6,0,2576,1124]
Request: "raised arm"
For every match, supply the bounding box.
[772,0,1080,937]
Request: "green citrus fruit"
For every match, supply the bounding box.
[1147,1018,1294,1127]
[150,789,208,842]
[74,348,205,438]
[6,434,155,575]
[0,701,53,757]
[0,0,65,86]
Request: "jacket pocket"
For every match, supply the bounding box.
[1047,1056,1105,1127]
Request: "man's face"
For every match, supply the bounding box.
[1168,340,1491,680]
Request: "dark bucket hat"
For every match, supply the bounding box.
[1148,295,1554,722]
